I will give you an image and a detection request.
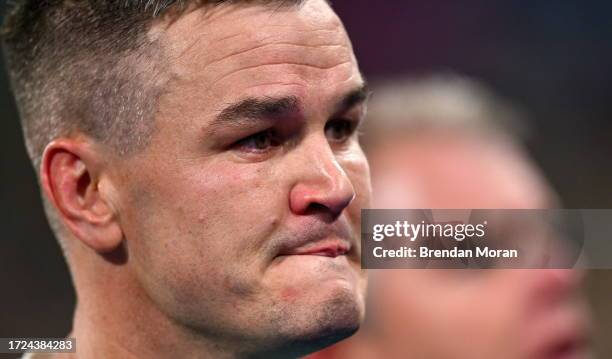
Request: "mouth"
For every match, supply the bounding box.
[271,220,358,262]
[280,240,351,258]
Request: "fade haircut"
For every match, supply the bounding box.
[1,0,305,248]
[1,0,306,170]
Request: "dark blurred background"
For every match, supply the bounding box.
[1,1,610,358]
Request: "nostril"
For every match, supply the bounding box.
[301,190,354,222]
[289,179,355,218]
[323,190,355,217]
[335,192,356,213]
[304,203,342,222]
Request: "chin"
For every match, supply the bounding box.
[272,284,365,357]
[257,255,366,356]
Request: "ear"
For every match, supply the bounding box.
[40,138,123,253]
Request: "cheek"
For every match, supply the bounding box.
[339,149,372,210]
[119,160,289,318]
[123,160,285,275]
[144,161,277,226]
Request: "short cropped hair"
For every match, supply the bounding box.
[1,0,305,170]
[1,0,306,249]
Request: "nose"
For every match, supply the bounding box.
[289,140,356,220]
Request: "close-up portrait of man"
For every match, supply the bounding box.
[1,0,371,358]
[4,1,612,359]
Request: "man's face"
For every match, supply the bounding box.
[108,0,370,353]
[363,132,591,359]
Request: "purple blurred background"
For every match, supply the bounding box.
[1,1,610,358]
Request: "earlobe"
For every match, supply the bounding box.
[40,139,123,253]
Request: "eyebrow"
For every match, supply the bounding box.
[216,96,300,125]
[210,84,370,130]
[333,83,370,115]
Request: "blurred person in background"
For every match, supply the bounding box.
[308,74,592,359]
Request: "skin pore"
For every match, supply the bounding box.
[40,1,371,358]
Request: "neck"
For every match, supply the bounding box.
[68,244,246,359]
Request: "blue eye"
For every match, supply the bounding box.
[325,119,356,143]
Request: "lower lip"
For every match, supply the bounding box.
[269,253,355,281]
[269,255,359,288]
[275,253,349,262]
[296,249,348,258]
[273,252,352,265]
[282,244,350,258]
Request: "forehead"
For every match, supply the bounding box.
[151,0,359,112]
[373,133,552,209]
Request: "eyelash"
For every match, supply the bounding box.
[233,129,281,153]
[325,118,359,144]
[233,118,359,154]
